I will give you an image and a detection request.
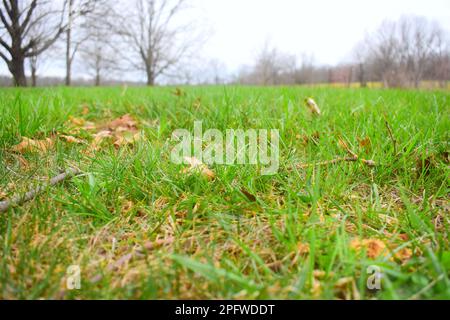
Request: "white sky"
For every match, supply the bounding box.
[1,0,449,80]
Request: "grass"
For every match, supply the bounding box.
[0,86,448,300]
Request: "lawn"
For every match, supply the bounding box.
[0,86,448,299]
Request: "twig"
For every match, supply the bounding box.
[293,156,376,170]
[0,167,81,213]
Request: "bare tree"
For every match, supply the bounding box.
[115,0,201,86]
[0,0,67,86]
[241,43,296,85]
[63,0,96,86]
[358,16,449,88]
[79,6,117,86]
[397,16,441,87]
[352,40,369,87]
[432,29,450,88]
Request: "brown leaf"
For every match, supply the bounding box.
[16,154,29,169]
[81,105,89,115]
[304,97,321,115]
[69,116,85,127]
[350,238,387,259]
[240,188,256,202]
[60,135,84,144]
[358,136,371,152]
[334,277,360,300]
[105,114,137,131]
[11,137,54,153]
[113,131,142,147]
[182,156,215,180]
[297,242,310,255]
[394,247,413,263]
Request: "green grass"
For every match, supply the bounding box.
[0,86,448,299]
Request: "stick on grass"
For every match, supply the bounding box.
[0,167,81,213]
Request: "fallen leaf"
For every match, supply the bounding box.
[60,135,84,144]
[113,131,142,147]
[182,156,215,180]
[394,247,413,263]
[11,137,54,153]
[92,130,113,147]
[240,188,256,202]
[334,277,360,300]
[69,116,85,127]
[350,238,387,259]
[0,190,6,200]
[81,105,89,115]
[297,242,310,255]
[16,154,29,169]
[358,136,371,152]
[105,114,137,131]
[304,97,321,115]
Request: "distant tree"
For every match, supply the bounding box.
[359,16,449,88]
[79,2,116,86]
[0,0,67,86]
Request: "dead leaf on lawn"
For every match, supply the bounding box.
[358,136,372,152]
[394,247,413,263]
[113,131,142,147]
[81,105,89,115]
[334,277,360,300]
[16,154,30,169]
[105,114,137,131]
[182,156,215,180]
[297,242,310,255]
[69,116,85,127]
[304,97,321,115]
[11,137,54,153]
[240,188,257,202]
[350,238,387,259]
[59,135,84,144]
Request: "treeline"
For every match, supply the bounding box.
[236,16,450,88]
[1,1,449,88]
[0,0,202,87]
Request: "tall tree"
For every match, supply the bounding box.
[116,0,201,86]
[80,4,117,86]
[64,0,96,86]
[0,0,66,86]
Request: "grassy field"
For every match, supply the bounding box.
[0,86,448,299]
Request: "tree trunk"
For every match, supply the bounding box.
[10,56,27,87]
[65,27,72,86]
[31,67,37,87]
[30,57,37,87]
[65,0,73,86]
[146,72,155,86]
[95,70,100,86]
[358,63,367,88]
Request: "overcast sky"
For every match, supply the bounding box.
[1,0,449,80]
[198,0,450,70]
